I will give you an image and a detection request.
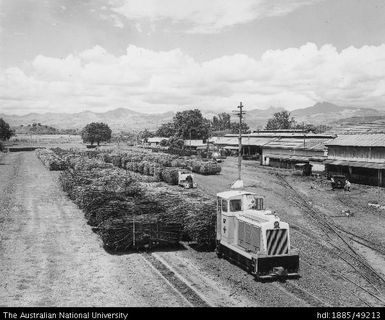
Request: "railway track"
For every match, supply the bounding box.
[141,253,212,307]
[276,173,385,304]
[300,257,375,307]
[276,281,328,307]
[141,248,335,307]
[283,228,378,307]
[333,225,385,256]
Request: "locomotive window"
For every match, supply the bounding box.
[217,198,222,212]
[221,199,228,212]
[230,199,242,212]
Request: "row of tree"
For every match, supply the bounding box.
[135,109,251,150]
[1,109,330,149]
[155,109,249,139]
[265,110,331,133]
[141,109,329,144]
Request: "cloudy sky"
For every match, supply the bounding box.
[1,0,385,115]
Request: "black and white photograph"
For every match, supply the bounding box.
[0,0,385,312]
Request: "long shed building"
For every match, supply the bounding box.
[261,136,334,172]
[212,132,335,172]
[324,134,385,187]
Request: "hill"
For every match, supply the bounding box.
[326,115,385,134]
[1,108,174,131]
[291,102,383,124]
[1,103,384,133]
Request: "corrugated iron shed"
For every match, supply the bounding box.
[214,136,275,146]
[263,138,333,151]
[325,134,385,147]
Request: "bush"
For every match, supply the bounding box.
[36,148,67,171]
[161,167,180,185]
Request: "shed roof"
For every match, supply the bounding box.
[148,137,168,143]
[324,159,385,169]
[213,136,275,146]
[325,134,385,147]
[184,139,205,147]
[263,137,332,151]
[217,190,255,199]
[213,133,335,147]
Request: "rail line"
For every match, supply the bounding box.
[142,248,335,307]
[300,257,375,307]
[277,281,328,307]
[283,228,379,306]
[333,225,385,256]
[276,173,385,304]
[141,253,212,307]
[155,165,384,306]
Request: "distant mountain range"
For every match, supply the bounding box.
[291,102,383,125]
[1,102,384,132]
[0,108,174,131]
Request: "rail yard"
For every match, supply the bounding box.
[0,147,384,307]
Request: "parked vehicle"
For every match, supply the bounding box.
[331,175,346,190]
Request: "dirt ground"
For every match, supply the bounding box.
[194,157,385,306]
[0,152,191,307]
[0,151,384,307]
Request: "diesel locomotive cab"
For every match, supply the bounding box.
[216,190,300,280]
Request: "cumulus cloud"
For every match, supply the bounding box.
[109,0,321,33]
[1,42,385,115]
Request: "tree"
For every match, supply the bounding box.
[230,121,250,134]
[292,123,331,133]
[212,113,231,131]
[138,128,155,143]
[167,136,185,150]
[81,122,112,146]
[159,139,168,147]
[156,122,176,137]
[0,118,15,141]
[173,109,210,140]
[265,111,296,130]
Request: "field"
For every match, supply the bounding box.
[0,140,385,307]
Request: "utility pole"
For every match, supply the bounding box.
[233,102,246,181]
[206,122,211,154]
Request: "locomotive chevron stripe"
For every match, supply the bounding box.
[266,229,289,255]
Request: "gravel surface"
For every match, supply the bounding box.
[194,158,385,306]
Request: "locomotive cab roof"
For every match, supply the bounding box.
[216,190,257,199]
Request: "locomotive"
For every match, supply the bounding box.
[216,190,300,280]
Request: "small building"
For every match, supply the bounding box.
[324,134,385,187]
[147,137,169,147]
[184,139,206,149]
[261,137,334,173]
